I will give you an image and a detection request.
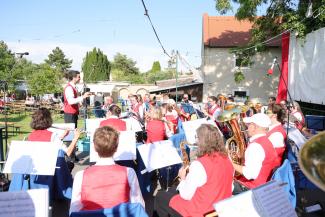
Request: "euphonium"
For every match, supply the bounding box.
[217,107,247,165]
[299,131,325,191]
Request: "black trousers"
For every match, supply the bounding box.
[154,187,182,217]
[232,179,250,195]
[64,113,78,129]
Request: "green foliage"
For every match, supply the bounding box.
[215,0,325,82]
[145,70,174,84]
[82,48,111,82]
[27,64,63,95]
[234,68,245,84]
[0,41,15,87]
[151,61,161,72]
[112,53,139,76]
[45,47,72,72]
[215,0,233,15]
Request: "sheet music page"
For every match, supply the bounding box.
[137,140,182,172]
[124,117,143,132]
[3,141,60,175]
[113,131,137,161]
[90,130,137,162]
[252,181,297,217]
[182,118,217,144]
[214,191,261,217]
[86,118,104,136]
[0,188,49,217]
[49,123,76,142]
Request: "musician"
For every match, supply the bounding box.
[63,70,90,128]
[29,108,80,157]
[155,124,234,217]
[163,99,179,134]
[10,108,79,201]
[102,96,114,112]
[267,104,287,165]
[130,94,145,123]
[146,106,172,143]
[206,96,222,121]
[291,101,305,131]
[181,93,193,105]
[267,96,276,110]
[232,113,278,194]
[69,126,144,213]
[100,105,126,131]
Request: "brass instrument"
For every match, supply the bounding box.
[299,131,325,191]
[172,140,190,185]
[217,107,247,165]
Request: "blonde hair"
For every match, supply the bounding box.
[149,106,163,120]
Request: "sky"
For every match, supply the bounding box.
[0,0,267,72]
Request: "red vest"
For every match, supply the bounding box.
[100,118,127,131]
[170,153,234,217]
[28,129,53,142]
[165,114,178,134]
[63,83,79,114]
[239,136,278,189]
[146,120,166,143]
[81,165,130,211]
[132,103,141,113]
[208,105,219,116]
[267,124,286,165]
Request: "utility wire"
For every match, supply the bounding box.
[140,0,171,58]
[232,6,325,53]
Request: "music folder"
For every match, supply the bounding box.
[3,141,60,176]
[213,181,297,217]
[137,140,182,173]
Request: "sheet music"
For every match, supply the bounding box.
[49,123,76,142]
[85,118,104,136]
[3,141,60,175]
[214,191,261,217]
[252,181,297,217]
[137,140,182,172]
[90,131,137,162]
[124,117,143,132]
[0,188,49,217]
[182,118,217,144]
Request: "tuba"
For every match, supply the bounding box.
[217,107,247,165]
[299,131,325,191]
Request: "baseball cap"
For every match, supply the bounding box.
[243,113,271,128]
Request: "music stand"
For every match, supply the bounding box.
[3,141,60,189]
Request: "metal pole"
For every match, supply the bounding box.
[175,51,179,103]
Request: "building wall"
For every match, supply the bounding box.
[201,47,282,101]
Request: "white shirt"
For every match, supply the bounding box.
[177,161,207,200]
[242,134,266,180]
[65,82,83,105]
[268,123,285,148]
[69,157,144,214]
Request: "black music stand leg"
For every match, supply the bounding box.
[166,166,171,192]
[23,174,31,190]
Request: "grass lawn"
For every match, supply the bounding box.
[0,110,88,157]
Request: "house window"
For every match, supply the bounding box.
[234,55,250,68]
[233,90,249,97]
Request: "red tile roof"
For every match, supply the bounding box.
[202,14,280,47]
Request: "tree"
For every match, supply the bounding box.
[27,64,63,95]
[151,61,161,72]
[112,53,139,76]
[82,48,111,82]
[215,0,325,47]
[45,47,72,72]
[0,41,15,91]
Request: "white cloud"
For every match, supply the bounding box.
[7,41,169,72]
